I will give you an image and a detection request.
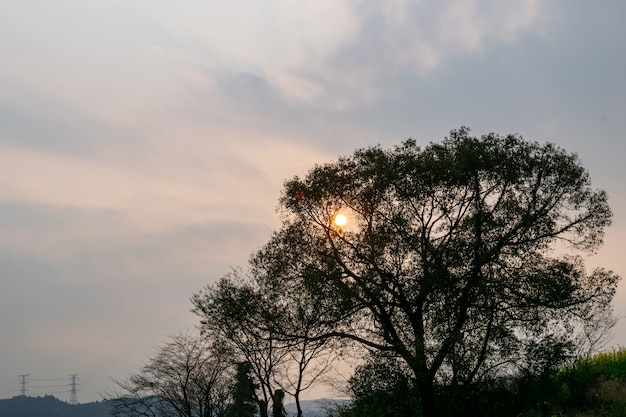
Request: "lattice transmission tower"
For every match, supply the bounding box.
[18,374,29,396]
[69,374,78,405]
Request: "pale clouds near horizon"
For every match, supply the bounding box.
[1,0,625,401]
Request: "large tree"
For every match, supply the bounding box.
[261,128,619,416]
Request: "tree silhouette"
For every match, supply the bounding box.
[259,127,619,416]
[111,331,232,417]
[226,362,257,417]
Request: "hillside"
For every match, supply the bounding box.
[0,395,338,417]
[0,395,112,417]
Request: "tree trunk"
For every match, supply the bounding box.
[294,392,303,417]
[258,399,269,417]
[417,379,436,417]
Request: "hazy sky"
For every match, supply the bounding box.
[1,0,625,403]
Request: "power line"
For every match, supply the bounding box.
[29,384,68,388]
[79,378,106,402]
[1,374,108,403]
[30,378,67,382]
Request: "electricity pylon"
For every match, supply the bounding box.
[69,374,78,405]
[18,374,29,396]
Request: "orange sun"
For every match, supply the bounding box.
[334,213,347,227]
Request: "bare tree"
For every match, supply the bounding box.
[573,299,620,361]
[110,331,233,417]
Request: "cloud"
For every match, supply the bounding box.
[1,0,625,395]
[313,0,545,106]
[0,129,333,232]
[128,1,548,110]
[0,199,274,389]
[0,1,549,160]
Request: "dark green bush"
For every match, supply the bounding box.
[334,348,626,417]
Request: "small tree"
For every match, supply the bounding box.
[250,247,342,417]
[226,362,257,417]
[192,270,339,417]
[192,275,286,417]
[110,331,233,417]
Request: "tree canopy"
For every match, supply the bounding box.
[253,127,619,416]
[192,267,340,417]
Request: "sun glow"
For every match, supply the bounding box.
[334,213,347,227]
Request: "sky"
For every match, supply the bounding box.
[1,0,625,403]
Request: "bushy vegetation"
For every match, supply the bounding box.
[335,348,626,417]
[555,347,626,416]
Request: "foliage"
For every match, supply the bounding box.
[182,127,620,417]
[261,127,618,417]
[192,268,339,417]
[191,276,280,417]
[555,347,626,415]
[345,353,420,417]
[335,347,626,417]
[225,362,258,417]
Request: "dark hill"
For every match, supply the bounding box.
[0,394,341,417]
[0,395,112,417]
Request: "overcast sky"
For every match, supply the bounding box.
[1,0,625,403]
